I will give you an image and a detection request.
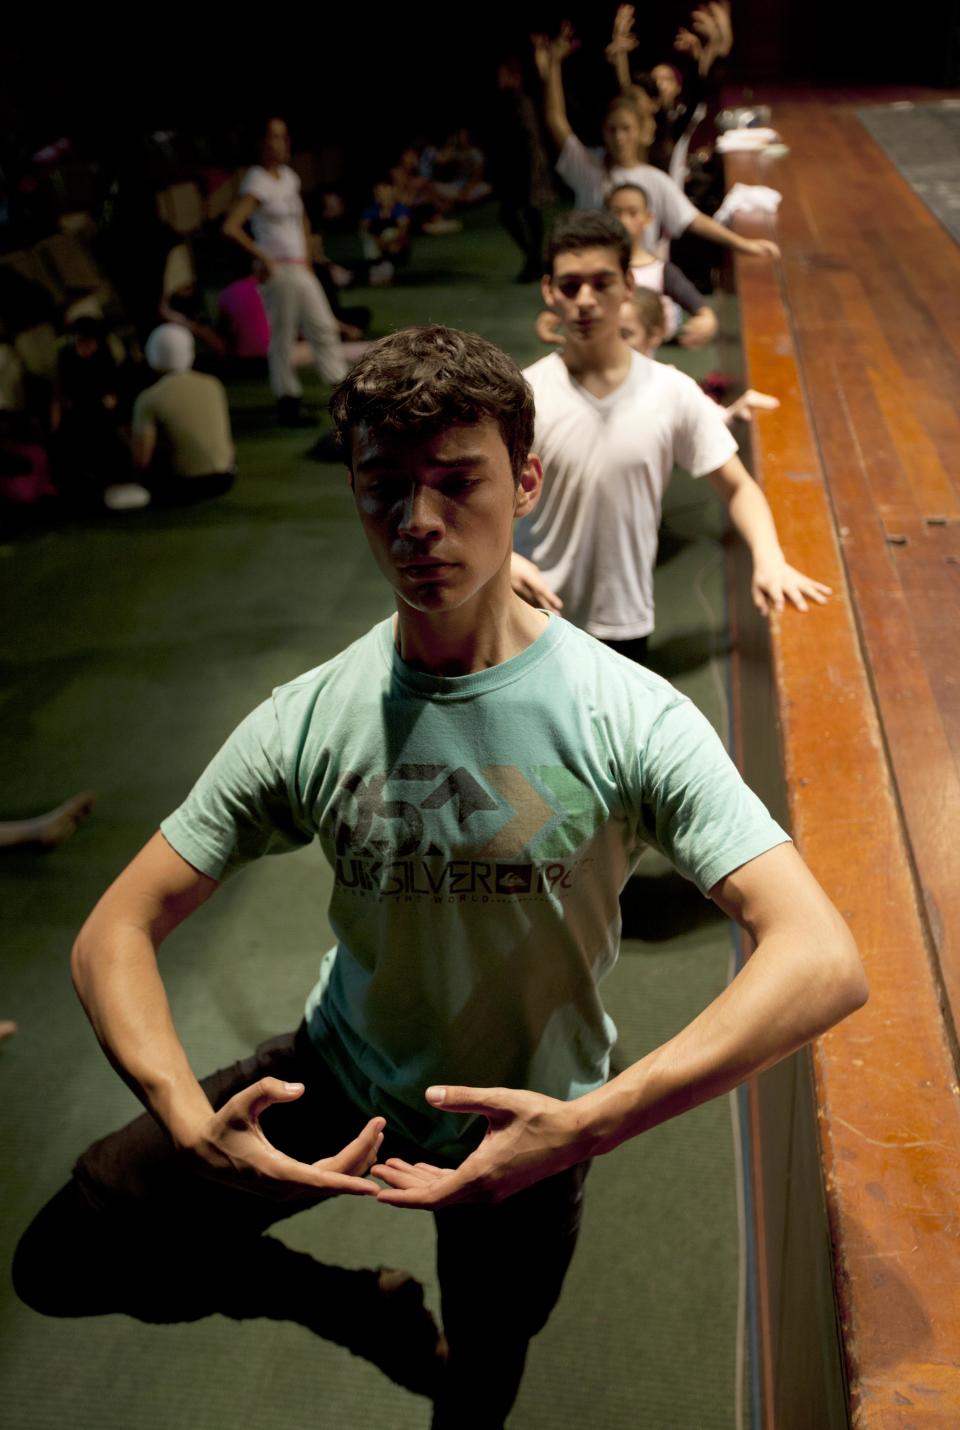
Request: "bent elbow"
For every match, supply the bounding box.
[70,925,92,996]
[829,936,869,1023]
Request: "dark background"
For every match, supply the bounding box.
[3,3,959,150]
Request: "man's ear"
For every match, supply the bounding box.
[540,273,554,308]
[624,266,636,294]
[514,454,544,519]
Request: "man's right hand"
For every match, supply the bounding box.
[184,1076,384,1202]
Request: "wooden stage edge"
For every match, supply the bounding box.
[723,90,960,1425]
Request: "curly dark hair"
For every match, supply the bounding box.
[546,210,632,277]
[329,325,535,479]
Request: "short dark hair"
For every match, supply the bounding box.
[546,210,632,277]
[330,325,535,479]
[606,182,650,210]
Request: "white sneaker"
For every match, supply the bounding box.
[103,483,151,511]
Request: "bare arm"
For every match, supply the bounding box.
[687,209,780,260]
[222,192,275,275]
[533,26,578,149]
[374,843,867,1206]
[71,832,382,1198]
[704,454,831,614]
[132,424,157,471]
[606,4,638,94]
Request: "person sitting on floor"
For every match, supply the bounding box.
[52,317,131,501]
[108,325,234,511]
[359,180,412,287]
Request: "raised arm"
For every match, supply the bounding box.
[606,4,638,95]
[704,453,831,614]
[533,24,580,149]
[71,832,382,1199]
[373,842,865,1206]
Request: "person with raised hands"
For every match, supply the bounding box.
[537,17,778,259]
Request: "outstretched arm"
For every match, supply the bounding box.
[72,832,382,1200]
[374,843,866,1206]
[704,453,831,614]
[687,208,780,260]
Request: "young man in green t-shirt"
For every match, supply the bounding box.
[16,326,866,1429]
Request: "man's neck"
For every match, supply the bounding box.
[562,333,633,399]
[393,576,548,677]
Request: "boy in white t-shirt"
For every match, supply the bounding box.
[223,117,347,425]
[512,210,829,660]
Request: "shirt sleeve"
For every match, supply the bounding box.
[670,371,738,476]
[637,695,790,893]
[556,135,602,201]
[239,167,269,203]
[646,169,699,237]
[160,698,314,880]
[663,262,708,316]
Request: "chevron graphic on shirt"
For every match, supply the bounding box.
[474,765,556,859]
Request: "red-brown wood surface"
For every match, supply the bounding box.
[724,91,960,1424]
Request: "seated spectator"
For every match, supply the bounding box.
[216,272,273,361]
[420,129,492,207]
[52,317,130,498]
[360,180,412,286]
[112,325,234,510]
[0,344,57,511]
[389,147,462,235]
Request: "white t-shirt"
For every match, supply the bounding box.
[555,136,698,239]
[518,351,737,639]
[239,164,307,261]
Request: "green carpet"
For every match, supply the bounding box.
[0,206,745,1428]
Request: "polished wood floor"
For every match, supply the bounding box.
[724,89,960,1425]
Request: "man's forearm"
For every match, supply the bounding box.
[726,475,783,566]
[71,924,213,1146]
[575,904,865,1154]
[689,210,755,254]
[544,59,572,147]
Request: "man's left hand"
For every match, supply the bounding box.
[372,1085,589,1208]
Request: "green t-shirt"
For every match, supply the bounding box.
[161,616,788,1158]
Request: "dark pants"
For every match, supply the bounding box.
[602,634,649,665]
[147,469,235,506]
[14,1025,589,1429]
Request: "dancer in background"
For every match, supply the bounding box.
[223,118,347,427]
